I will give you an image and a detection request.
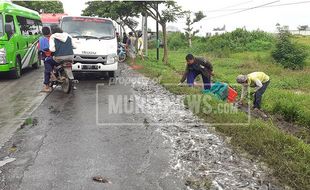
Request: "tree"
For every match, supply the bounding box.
[82,1,140,35]
[298,25,309,31]
[12,1,64,13]
[135,1,185,64]
[272,31,308,70]
[275,23,281,32]
[184,11,205,47]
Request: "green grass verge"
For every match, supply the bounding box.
[143,49,310,128]
[131,50,310,189]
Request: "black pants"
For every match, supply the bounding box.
[187,70,211,90]
[253,80,270,109]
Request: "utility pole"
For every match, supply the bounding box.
[142,14,148,57]
[156,2,159,61]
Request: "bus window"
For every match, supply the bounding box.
[17,16,28,35]
[36,20,42,35]
[26,19,40,35]
[0,15,4,37]
[5,15,15,34]
[16,16,40,36]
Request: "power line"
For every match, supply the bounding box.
[206,1,310,13]
[173,1,310,25]
[207,0,253,12]
[260,1,310,7]
[205,0,280,20]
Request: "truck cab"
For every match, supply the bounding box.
[60,16,118,77]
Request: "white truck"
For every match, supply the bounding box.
[60,16,118,77]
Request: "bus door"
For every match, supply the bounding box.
[16,16,39,68]
[4,14,17,69]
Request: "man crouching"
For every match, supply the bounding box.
[179,54,213,90]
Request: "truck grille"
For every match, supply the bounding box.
[74,54,107,64]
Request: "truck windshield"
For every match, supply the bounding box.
[61,17,115,39]
[0,14,3,37]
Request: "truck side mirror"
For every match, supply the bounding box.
[5,24,13,39]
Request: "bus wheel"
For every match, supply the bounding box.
[32,55,40,69]
[32,62,39,69]
[10,57,22,79]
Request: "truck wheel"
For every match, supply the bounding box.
[10,57,22,79]
[108,71,115,78]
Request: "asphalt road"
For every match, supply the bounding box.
[0,64,280,190]
[0,67,47,148]
[0,71,185,190]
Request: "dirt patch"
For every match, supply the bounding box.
[239,104,310,144]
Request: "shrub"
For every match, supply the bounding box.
[167,32,187,50]
[164,29,275,54]
[272,31,308,70]
[272,101,300,122]
[148,39,156,49]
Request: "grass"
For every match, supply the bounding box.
[20,117,38,129]
[131,48,310,189]
[144,48,310,128]
[293,35,310,67]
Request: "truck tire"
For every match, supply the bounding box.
[108,71,115,78]
[10,57,22,79]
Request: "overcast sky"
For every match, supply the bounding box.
[61,0,310,34]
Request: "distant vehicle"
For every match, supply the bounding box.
[40,13,67,28]
[0,2,42,78]
[60,16,118,77]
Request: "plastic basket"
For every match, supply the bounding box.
[227,86,238,103]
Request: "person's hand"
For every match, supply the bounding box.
[237,100,243,106]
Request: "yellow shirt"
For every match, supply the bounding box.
[247,72,270,86]
[138,37,143,50]
[240,72,270,100]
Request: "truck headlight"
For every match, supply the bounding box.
[106,53,117,65]
[0,48,6,65]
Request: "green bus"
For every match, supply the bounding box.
[0,2,42,79]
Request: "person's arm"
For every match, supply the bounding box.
[200,58,213,75]
[254,79,263,92]
[240,84,247,101]
[199,58,212,70]
[180,65,189,83]
[205,60,213,72]
[139,38,143,50]
[49,35,56,52]
[137,38,142,50]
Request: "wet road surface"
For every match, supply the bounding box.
[0,71,185,190]
[0,64,280,190]
[0,67,47,148]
